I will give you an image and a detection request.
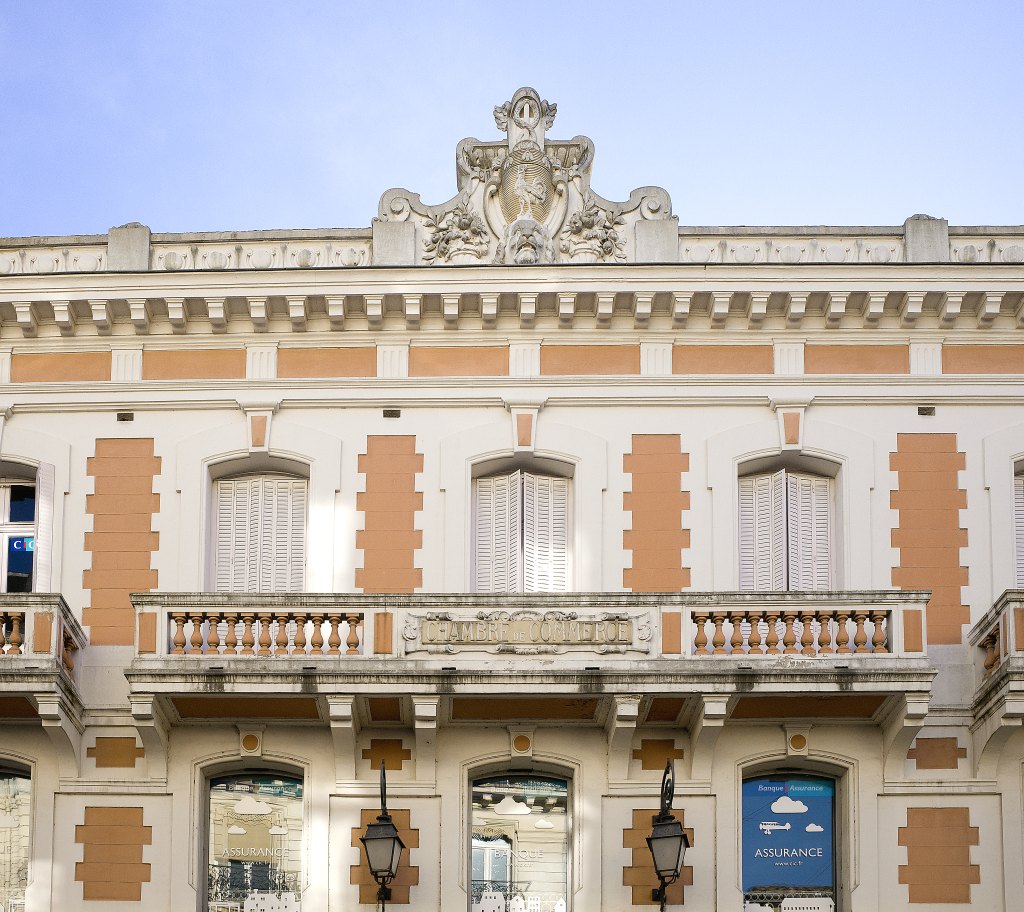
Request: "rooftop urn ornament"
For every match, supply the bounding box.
[646,760,689,911]
[376,86,673,266]
[360,761,406,910]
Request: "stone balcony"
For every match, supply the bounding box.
[126,591,934,782]
[968,590,1024,777]
[0,593,88,775]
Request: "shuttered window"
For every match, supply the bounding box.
[214,474,307,592]
[738,470,832,591]
[474,471,570,592]
[1015,477,1024,587]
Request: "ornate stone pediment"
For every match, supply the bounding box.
[377,87,676,265]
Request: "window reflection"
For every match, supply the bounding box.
[207,773,303,912]
[470,774,568,912]
[0,768,30,911]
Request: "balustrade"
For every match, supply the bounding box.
[691,607,890,656]
[169,609,364,657]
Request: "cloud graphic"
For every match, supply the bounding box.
[268,826,288,835]
[233,796,273,815]
[0,813,18,828]
[805,823,824,833]
[227,825,247,835]
[493,795,531,816]
[534,818,554,829]
[770,796,808,814]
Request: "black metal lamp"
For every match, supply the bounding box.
[646,760,689,911]
[360,762,405,907]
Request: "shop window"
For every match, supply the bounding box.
[206,772,303,911]
[213,474,307,592]
[739,471,832,591]
[470,773,569,912]
[473,471,570,593]
[741,774,835,911]
[0,765,31,910]
[0,482,35,593]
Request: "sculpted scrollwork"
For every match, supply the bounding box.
[376,86,674,265]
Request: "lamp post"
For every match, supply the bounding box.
[360,761,406,910]
[646,760,689,912]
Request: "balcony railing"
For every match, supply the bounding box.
[969,589,1024,681]
[0,594,87,678]
[133,591,927,663]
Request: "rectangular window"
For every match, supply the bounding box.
[214,475,307,592]
[474,472,570,593]
[0,483,35,593]
[738,471,831,591]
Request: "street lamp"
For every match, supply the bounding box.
[360,761,405,909]
[646,760,689,912]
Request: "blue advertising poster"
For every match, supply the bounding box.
[742,776,834,892]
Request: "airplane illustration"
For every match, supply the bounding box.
[759,821,792,835]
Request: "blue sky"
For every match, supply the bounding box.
[1,0,1021,236]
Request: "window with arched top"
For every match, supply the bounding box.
[739,469,833,591]
[0,480,36,593]
[213,473,307,592]
[0,764,31,910]
[473,470,570,593]
[206,771,304,911]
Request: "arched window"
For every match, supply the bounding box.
[470,773,569,912]
[0,765,31,910]
[739,469,833,591]
[206,772,303,911]
[473,471,570,592]
[741,773,836,909]
[213,473,307,592]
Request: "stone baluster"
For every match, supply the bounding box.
[870,610,888,654]
[817,611,834,654]
[799,610,816,655]
[747,610,763,654]
[206,611,221,655]
[224,613,239,654]
[782,614,798,654]
[189,613,204,654]
[172,614,187,654]
[693,611,709,655]
[346,614,362,654]
[310,614,324,655]
[62,632,75,672]
[711,612,727,654]
[764,610,780,654]
[982,632,999,677]
[835,611,851,654]
[275,613,290,655]
[7,613,22,655]
[257,614,273,656]
[293,613,307,655]
[0,612,6,652]
[853,612,869,653]
[327,614,342,655]
[730,611,746,654]
[240,614,256,655]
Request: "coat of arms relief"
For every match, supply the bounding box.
[377,87,674,266]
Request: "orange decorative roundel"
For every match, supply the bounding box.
[512,735,531,753]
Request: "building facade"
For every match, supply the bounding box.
[1,87,1023,911]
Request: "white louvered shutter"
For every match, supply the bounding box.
[738,471,787,591]
[215,475,306,592]
[474,471,521,592]
[1015,477,1024,587]
[33,462,55,592]
[523,472,569,592]
[787,473,832,590]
